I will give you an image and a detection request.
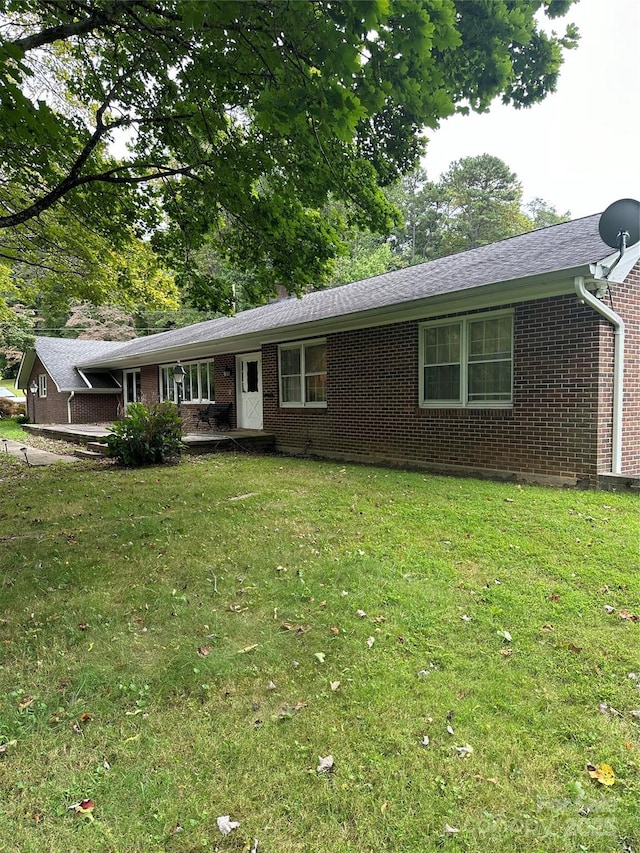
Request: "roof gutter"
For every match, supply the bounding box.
[67,391,75,425]
[574,275,624,474]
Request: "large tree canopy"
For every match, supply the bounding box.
[0,0,578,309]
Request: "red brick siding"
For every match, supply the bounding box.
[135,358,237,432]
[263,295,614,486]
[24,357,120,423]
[606,261,640,473]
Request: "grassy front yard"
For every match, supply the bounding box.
[0,454,638,852]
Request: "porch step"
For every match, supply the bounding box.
[74,447,107,460]
[87,440,110,455]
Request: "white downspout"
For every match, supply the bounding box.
[574,275,624,474]
[67,391,75,425]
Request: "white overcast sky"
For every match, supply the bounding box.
[422,0,640,218]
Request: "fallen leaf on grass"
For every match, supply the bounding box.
[444,824,459,834]
[217,815,240,835]
[619,610,640,622]
[586,762,615,786]
[330,626,340,635]
[266,681,276,691]
[421,735,430,747]
[499,648,513,657]
[603,605,616,614]
[316,755,334,774]
[238,644,259,654]
[314,652,326,663]
[330,681,340,692]
[497,630,512,642]
[366,636,375,648]
[557,642,582,654]
[68,799,95,821]
[169,823,183,835]
[0,739,17,756]
[455,744,474,758]
[17,696,33,711]
[356,609,367,618]
[281,622,311,635]
[197,646,212,657]
[460,615,472,622]
[446,725,455,736]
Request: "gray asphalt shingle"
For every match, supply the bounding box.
[52,213,613,371]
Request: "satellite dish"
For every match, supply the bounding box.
[598,198,640,250]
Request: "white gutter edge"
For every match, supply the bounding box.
[67,391,75,424]
[574,275,624,474]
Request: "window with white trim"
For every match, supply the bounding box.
[279,340,327,406]
[420,312,513,407]
[159,360,215,404]
[38,373,47,398]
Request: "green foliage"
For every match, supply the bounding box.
[0,0,579,307]
[106,402,184,467]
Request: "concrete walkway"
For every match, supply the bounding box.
[0,437,79,466]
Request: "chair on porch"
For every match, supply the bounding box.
[196,402,232,431]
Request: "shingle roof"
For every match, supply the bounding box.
[35,338,125,390]
[80,212,612,367]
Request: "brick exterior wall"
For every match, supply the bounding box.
[25,356,119,424]
[261,291,638,487]
[607,261,640,473]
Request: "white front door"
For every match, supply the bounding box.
[236,353,263,429]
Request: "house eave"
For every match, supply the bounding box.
[77,267,592,370]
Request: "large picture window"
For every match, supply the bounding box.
[160,360,215,404]
[279,340,327,407]
[421,313,513,407]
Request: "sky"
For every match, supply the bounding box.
[423,0,640,219]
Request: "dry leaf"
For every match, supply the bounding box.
[367,636,375,648]
[460,615,472,622]
[238,644,259,654]
[197,646,212,657]
[217,815,241,835]
[69,799,95,821]
[586,762,615,786]
[455,744,474,758]
[447,725,455,736]
[381,801,388,814]
[499,648,513,657]
[266,681,276,691]
[497,629,512,642]
[356,609,367,618]
[314,652,326,663]
[316,755,334,773]
[421,735,430,747]
[330,681,340,692]
[603,605,616,614]
[619,610,640,622]
[444,823,460,834]
[330,626,340,635]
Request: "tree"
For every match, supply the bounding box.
[0,0,579,309]
[435,154,532,253]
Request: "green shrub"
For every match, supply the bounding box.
[106,401,184,466]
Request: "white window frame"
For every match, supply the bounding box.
[279,339,327,408]
[159,360,215,404]
[38,373,47,398]
[419,310,513,408]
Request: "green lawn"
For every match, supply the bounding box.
[0,453,638,852]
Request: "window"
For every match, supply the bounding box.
[160,360,215,404]
[421,313,513,407]
[279,340,327,407]
[38,374,47,398]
